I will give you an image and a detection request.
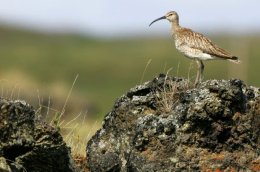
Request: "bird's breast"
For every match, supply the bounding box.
[174,41,216,60]
[174,39,184,51]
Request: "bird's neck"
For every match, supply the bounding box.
[171,20,181,34]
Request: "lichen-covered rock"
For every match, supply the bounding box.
[87,74,260,172]
[0,157,11,172]
[0,99,78,172]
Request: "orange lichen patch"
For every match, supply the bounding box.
[200,151,259,171]
[201,167,237,172]
[230,167,236,172]
[199,151,231,172]
[141,148,156,161]
[199,151,228,164]
[215,168,223,172]
[251,165,260,172]
[250,160,260,172]
[201,168,223,172]
[210,153,226,162]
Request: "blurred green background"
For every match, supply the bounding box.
[0,0,259,121]
[0,25,259,119]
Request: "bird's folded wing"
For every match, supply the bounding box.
[180,28,235,60]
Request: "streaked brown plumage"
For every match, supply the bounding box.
[149,11,240,86]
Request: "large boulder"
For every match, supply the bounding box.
[87,74,260,171]
[0,98,78,172]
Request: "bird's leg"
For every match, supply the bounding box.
[194,60,200,86]
[194,60,204,86]
[199,60,204,83]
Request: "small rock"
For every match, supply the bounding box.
[0,98,78,172]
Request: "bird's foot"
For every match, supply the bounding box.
[194,81,199,88]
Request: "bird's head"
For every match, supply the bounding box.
[149,11,179,26]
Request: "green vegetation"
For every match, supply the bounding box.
[0,25,259,117]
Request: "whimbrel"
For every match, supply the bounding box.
[149,11,240,86]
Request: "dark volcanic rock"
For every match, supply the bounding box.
[0,98,78,172]
[87,74,260,172]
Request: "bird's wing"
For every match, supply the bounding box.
[179,28,237,60]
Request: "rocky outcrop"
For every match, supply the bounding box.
[0,99,78,172]
[87,74,260,172]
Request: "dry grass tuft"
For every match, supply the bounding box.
[0,73,102,169]
[155,70,191,113]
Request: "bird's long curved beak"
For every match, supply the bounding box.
[149,16,166,26]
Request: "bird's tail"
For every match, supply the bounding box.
[228,56,241,64]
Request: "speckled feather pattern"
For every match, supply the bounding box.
[173,27,238,61]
